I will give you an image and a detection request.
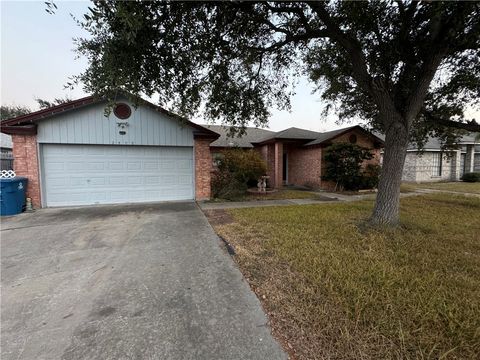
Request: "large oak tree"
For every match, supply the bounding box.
[71,1,480,225]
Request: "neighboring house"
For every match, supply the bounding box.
[0,132,13,170]
[1,95,219,208]
[401,134,480,182]
[204,124,384,190]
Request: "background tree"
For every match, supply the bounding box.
[71,1,480,225]
[1,105,31,121]
[1,97,72,121]
[35,97,72,109]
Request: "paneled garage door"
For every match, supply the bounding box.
[42,144,194,207]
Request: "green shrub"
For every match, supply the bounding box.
[322,143,377,191]
[211,148,267,200]
[461,172,480,182]
[360,164,381,189]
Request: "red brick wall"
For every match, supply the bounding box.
[195,138,213,200]
[288,146,323,188]
[12,134,41,208]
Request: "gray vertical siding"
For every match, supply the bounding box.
[37,100,195,146]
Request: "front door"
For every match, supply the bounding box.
[282,152,288,184]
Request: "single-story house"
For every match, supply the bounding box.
[1,94,383,208]
[1,95,219,208]
[204,124,383,189]
[401,134,479,182]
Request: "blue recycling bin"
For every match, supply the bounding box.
[0,177,28,216]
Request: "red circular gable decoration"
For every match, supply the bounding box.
[114,103,131,119]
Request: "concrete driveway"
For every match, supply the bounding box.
[1,202,286,360]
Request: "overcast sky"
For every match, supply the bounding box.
[2,1,477,132]
[1,0,352,132]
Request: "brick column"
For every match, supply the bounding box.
[12,134,41,208]
[274,142,283,188]
[194,138,213,200]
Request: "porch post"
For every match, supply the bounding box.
[453,149,461,181]
[465,145,475,174]
[274,142,283,188]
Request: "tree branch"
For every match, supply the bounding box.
[306,2,373,93]
[424,112,480,132]
[260,18,291,35]
[248,30,329,53]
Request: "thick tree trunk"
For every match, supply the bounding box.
[370,121,409,226]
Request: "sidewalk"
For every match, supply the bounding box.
[199,192,379,210]
[412,188,480,198]
[198,191,428,211]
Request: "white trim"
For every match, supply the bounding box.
[37,143,47,208]
[192,144,196,200]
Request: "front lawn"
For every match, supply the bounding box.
[210,189,325,202]
[246,189,323,200]
[207,194,480,359]
[401,181,480,194]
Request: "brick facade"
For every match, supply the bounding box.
[402,151,458,182]
[252,128,382,191]
[194,138,213,200]
[287,146,323,188]
[11,134,41,208]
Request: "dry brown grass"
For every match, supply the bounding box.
[206,194,480,359]
[401,182,480,194]
[209,189,325,202]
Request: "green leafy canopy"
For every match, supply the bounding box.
[73,1,480,143]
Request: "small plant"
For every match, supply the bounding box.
[211,148,267,200]
[322,143,377,191]
[461,172,480,182]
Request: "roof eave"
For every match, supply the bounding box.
[1,125,38,135]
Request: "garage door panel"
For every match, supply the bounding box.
[109,162,125,171]
[42,144,194,206]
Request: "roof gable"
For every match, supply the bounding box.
[1,93,218,139]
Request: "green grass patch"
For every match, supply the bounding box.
[210,194,480,359]
[401,181,480,194]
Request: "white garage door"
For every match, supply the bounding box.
[42,144,194,207]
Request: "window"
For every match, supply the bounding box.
[113,103,132,119]
[432,152,442,177]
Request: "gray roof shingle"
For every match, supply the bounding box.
[203,125,275,148]
[267,127,321,140]
[303,126,358,146]
[204,124,381,148]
